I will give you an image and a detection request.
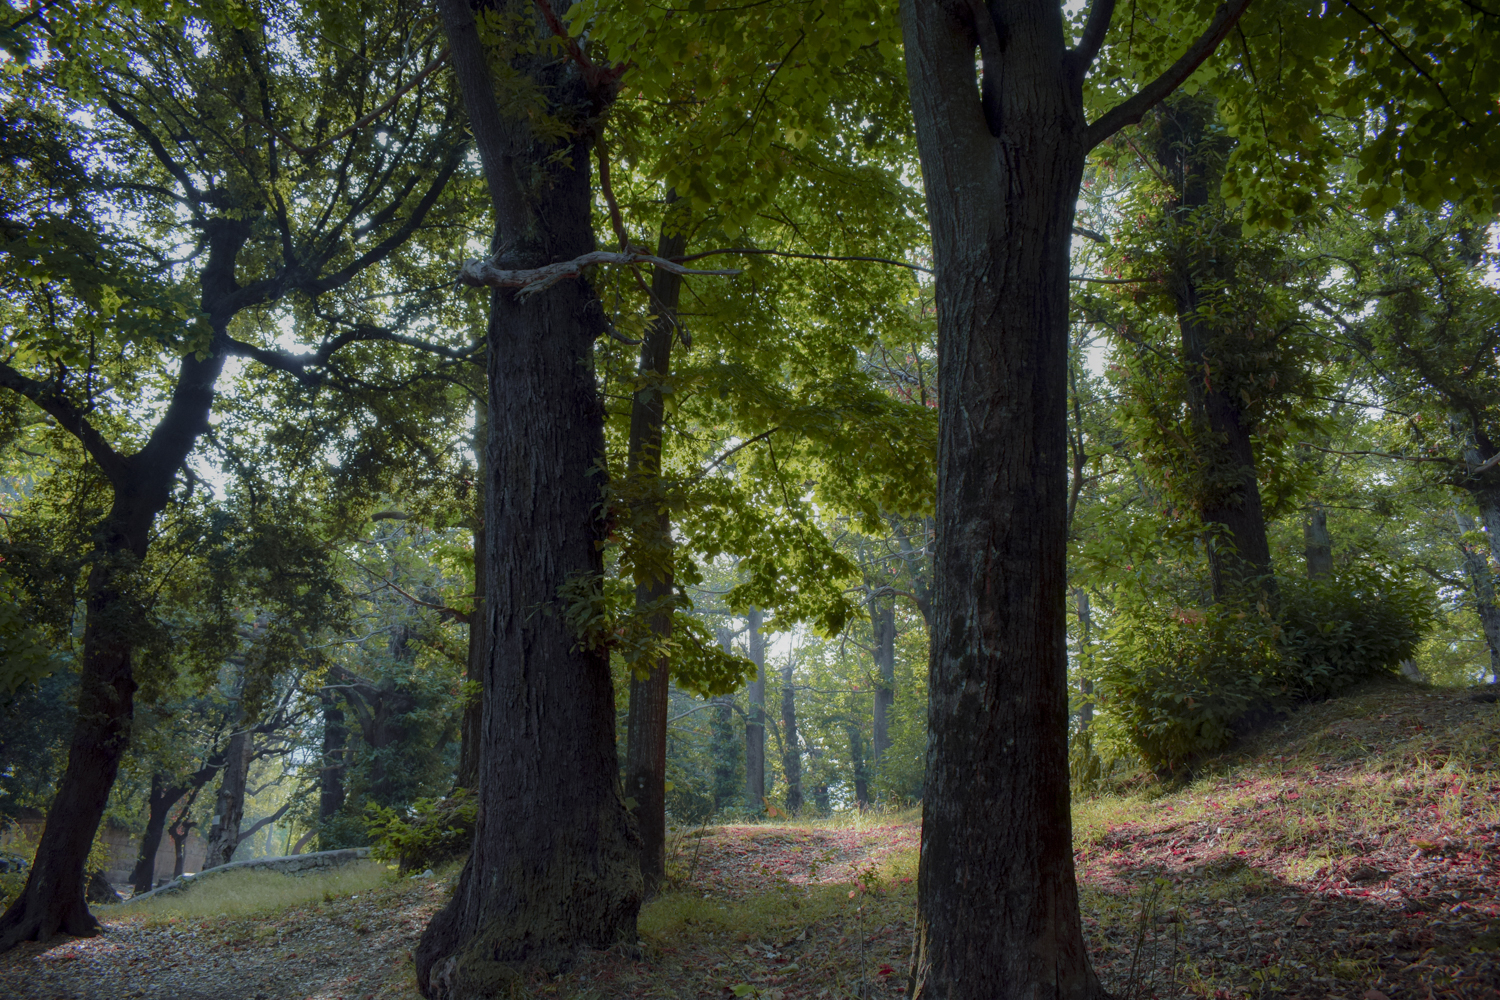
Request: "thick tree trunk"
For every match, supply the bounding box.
[1303,505,1333,579]
[415,1,640,991]
[779,664,801,816]
[871,596,895,768]
[457,401,487,792]
[203,729,252,871]
[319,692,347,828]
[900,1,1106,996]
[744,608,766,810]
[623,201,689,896]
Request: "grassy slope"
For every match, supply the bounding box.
[1,678,1495,1000]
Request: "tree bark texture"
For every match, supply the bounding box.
[203,728,252,871]
[623,202,689,896]
[416,0,640,991]
[1303,505,1333,579]
[744,608,766,810]
[779,664,801,815]
[900,1,1110,996]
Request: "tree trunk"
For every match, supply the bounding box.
[415,1,640,991]
[870,596,895,770]
[0,329,228,949]
[319,692,347,829]
[129,774,187,897]
[1303,505,1333,579]
[847,721,870,809]
[1455,508,1500,682]
[779,663,801,816]
[457,400,488,792]
[203,728,252,871]
[623,197,689,896]
[744,608,766,811]
[1076,589,1094,731]
[900,1,1127,995]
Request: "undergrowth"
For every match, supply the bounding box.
[103,861,388,921]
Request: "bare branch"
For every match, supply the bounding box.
[1296,441,1459,466]
[674,247,932,274]
[1067,0,1117,76]
[459,251,740,298]
[1084,0,1255,150]
[0,360,127,483]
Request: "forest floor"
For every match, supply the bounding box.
[1,677,1497,1000]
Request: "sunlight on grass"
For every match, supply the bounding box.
[100,861,388,921]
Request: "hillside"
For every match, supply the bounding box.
[1,678,1495,999]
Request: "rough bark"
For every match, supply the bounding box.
[744,608,767,810]
[1303,505,1333,579]
[870,596,896,768]
[899,0,1249,994]
[779,663,801,816]
[414,0,640,991]
[623,199,689,896]
[202,729,252,871]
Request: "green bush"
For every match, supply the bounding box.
[365,788,476,874]
[1096,598,1282,773]
[1096,568,1434,773]
[1276,569,1431,699]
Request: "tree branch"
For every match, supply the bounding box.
[235,802,293,845]
[459,251,741,298]
[1296,441,1459,466]
[0,360,127,483]
[1067,0,1117,76]
[1084,0,1255,150]
[674,247,932,274]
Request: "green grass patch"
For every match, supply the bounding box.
[101,861,388,921]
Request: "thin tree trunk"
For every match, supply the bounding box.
[1303,505,1333,579]
[623,195,689,896]
[710,628,740,810]
[1455,508,1500,682]
[457,399,487,791]
[847,721,870,809]
[203,729,252,871]
[744,608,766,810]
[779,663,801,816]
[416,0,640,990]
[1075,589,1094,731]
[870,596,895,768]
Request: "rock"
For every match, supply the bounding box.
[123,848,371,904]
[87,869,123,904]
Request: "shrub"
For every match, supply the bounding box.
[365,788,476,874]
[1095,598,1283,773]
[1276,568,1432,699]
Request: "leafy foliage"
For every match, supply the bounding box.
[365,788,477,875]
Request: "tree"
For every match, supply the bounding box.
[413,0,642,990]
[0,0,465,948]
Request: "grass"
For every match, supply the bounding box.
[99,860,390,922]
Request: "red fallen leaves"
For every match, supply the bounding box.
[877,964,896,977]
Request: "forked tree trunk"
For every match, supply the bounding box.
[0,335,228,950]
[415,0,640,991]
[623,199,689,896]
[899,0,1248,994]
[744,608,767,810]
